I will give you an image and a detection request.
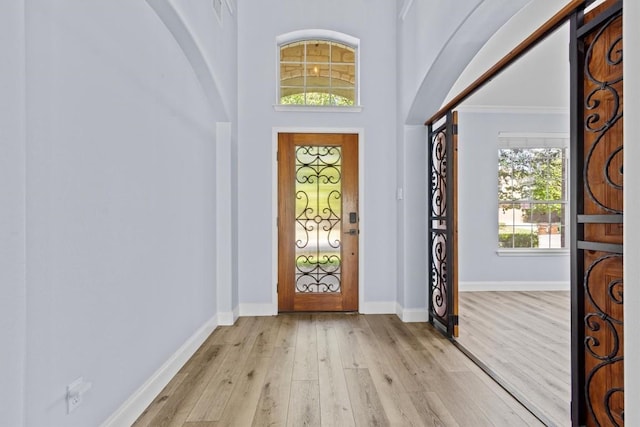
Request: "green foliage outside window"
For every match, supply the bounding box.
[498,148,566,220]
[498,231,540,248]
[281,92,354,106]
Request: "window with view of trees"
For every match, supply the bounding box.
[279,39,357,106]
[498,135,569,250]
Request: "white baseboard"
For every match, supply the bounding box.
[359,301,396,314]
[238,302,400,317]
[238,303,277,317]
[459,281,570,292]
[217,311,235,326]
[395,303,429,322]
[100,315,219,427]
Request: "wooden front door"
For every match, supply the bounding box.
[571,1,624,425]
[277,133,359,312]
[427,111,459,338]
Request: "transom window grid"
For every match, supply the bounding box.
[498,138,569,250]
[279,40,356,106]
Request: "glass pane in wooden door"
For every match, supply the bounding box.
[294,145,342,293]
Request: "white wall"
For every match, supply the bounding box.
[457,110,570,289]
[396,126,428,315]
[237,0,398,311]
[19,1,232,425]
[146,0,239,323]
[0,2,26,425]
[624,0,639,424]
[165,1,240,317]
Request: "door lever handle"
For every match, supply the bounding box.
[344,229,358,235]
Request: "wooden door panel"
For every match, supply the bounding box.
[278,133,358,312]
[572,1,624,425]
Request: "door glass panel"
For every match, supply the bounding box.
[294,145,342,293]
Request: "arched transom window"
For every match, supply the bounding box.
[279,37,357,106]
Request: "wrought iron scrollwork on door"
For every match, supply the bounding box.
[572,3,624,426]
[583,11,624,215]
[428,111,458,337]
[294,145,343,293]
[430,128,448,321]
[583,253,624,426]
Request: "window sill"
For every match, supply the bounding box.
[496,248,570,257]
[273,105,363,113]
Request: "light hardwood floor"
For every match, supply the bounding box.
[457,291,571,427]
[134,314,542,427]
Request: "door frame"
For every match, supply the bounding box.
[271,127,365,313]
[424,2,626,425]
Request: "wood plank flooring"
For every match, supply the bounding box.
[134,314,542,427]
[456,291,571,427]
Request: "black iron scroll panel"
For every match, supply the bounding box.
[583,12,623,215]
[572,4,624,426]
[583,253,624,427]
[428,114,454,337]
[294,145,342,293]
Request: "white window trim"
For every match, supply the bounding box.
[497,132,570,254]
[273,105,363,113]
[275,29,361,108]
[496,248,570,257]
[498,132,569,149]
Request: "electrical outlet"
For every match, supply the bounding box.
[66,377,84,414]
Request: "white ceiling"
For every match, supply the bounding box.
[462,22,570,110]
